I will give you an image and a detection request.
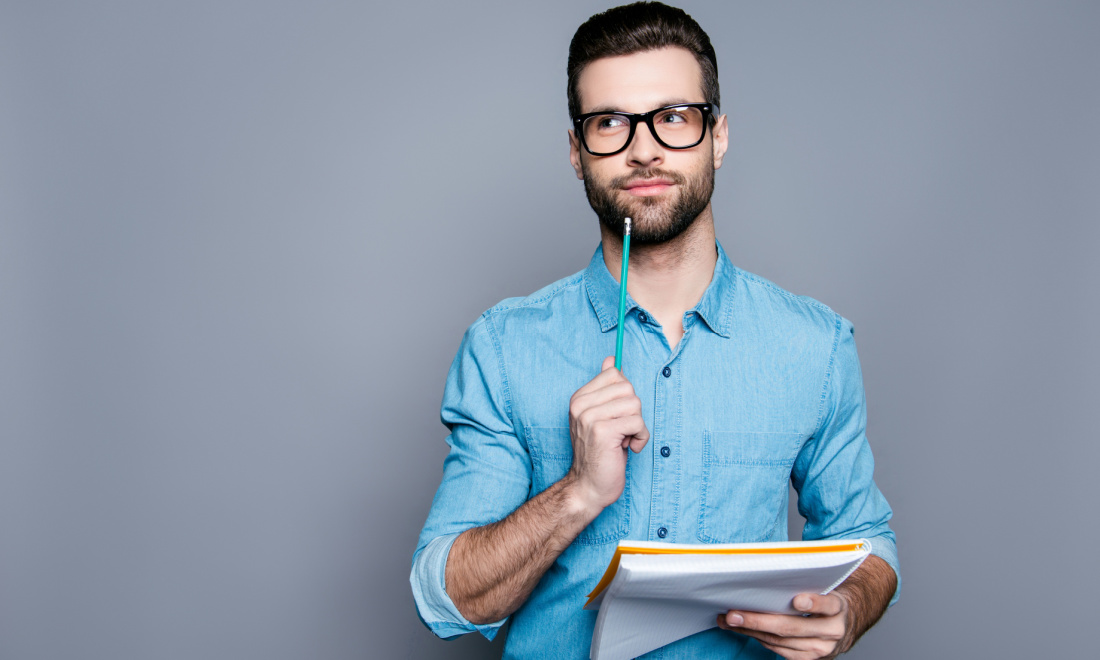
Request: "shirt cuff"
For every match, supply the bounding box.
[865,533,901,607]
[410,532,508,640]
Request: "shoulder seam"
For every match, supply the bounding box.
[814,312,844,433]
[486,273,584,314]
[479,311,515,423]
[735,267,834,317]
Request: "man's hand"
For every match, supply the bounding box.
[566,356,650,514]
[717,593,849,660]
[446,356,650,624]
[716,555,896,659]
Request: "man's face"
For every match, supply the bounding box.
[570,47,728,245]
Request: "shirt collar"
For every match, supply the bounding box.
[583,241,736,338]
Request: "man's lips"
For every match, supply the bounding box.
[622,178,674,196]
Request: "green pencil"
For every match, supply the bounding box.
[614,217,631,371]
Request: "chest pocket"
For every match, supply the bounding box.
[525,426,630,545]
[698,430,803,544]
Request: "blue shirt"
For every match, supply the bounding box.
[411,243,899,659]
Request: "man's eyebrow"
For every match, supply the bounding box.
[581,98,701,114]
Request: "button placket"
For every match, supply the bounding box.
[650,354,681,542]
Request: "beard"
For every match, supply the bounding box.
[582,159,715,245]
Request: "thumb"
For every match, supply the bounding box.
[601,356,616,372]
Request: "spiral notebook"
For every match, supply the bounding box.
[583,539,871,660]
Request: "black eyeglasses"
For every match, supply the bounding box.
[572,103,716,156]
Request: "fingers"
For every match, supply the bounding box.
[625,434,650,453]
[793,593,844,617]
[569,355,648,451]
[623,423,651,453]
[594,414,648,444]
[570,357,642,427]
[583,395,642,425]
[758,638,838,660]
[719,609,844,641]
[717,611,843,660]
[571,381,638,416]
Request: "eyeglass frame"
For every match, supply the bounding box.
[571,102,718,157]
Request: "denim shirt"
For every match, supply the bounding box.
[411,243,899,659]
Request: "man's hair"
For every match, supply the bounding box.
[567,2,719,118]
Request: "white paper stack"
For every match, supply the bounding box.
[584,539,871,660]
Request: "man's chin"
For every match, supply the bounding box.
[599,210,672,239]
[618,196,672,223]
[600,212,697,245]
[626,206,679,235]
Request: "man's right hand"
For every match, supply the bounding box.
[445,357,650,624]
[566,356,650,515]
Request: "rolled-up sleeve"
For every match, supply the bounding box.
[410,312,532,639]
[792,316,901,606]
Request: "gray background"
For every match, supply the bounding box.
[2,1,1097,658]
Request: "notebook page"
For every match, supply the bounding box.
[590,545,869,660]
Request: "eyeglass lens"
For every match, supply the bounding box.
[582,106,706,155]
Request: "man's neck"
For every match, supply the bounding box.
[600,206,718,350]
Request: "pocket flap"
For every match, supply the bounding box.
[703,431,803,468]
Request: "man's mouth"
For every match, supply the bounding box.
[622,178,674,196]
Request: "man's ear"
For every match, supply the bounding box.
[711,113,729,170]
[568,129,584,180]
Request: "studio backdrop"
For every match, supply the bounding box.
[1,1,1097,658]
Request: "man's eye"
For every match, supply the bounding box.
[596,115,628,129]
[658,110,688,124]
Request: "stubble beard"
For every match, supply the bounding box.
[582,158,715,246]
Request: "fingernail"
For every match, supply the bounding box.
[727,613,744,626]
[795,596,813,610]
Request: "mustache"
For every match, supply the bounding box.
[610,169,686,188]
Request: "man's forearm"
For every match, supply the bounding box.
[445,355,646,626]
[445,473,598,625]
[834,554,897,653]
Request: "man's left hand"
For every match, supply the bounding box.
[716,592,851,660]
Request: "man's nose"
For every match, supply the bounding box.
[625,121,664,167]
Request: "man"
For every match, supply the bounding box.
[411,3,899,658]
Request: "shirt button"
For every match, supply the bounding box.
[660,446,671,457]
[657,527,668,538]
[638,312,648,323]
[662,366,671,378]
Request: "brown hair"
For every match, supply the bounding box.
[567,2,719,117]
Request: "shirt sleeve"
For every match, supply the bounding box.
[409,312,532,639]
[792,315,901,606]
